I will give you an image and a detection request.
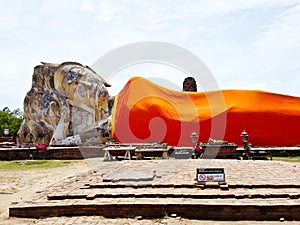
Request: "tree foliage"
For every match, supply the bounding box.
[0,107,24,136]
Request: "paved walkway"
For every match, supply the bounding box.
[4,216,300,225]
[8,159,300,223]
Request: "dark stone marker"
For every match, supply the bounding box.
[183,77,197,92]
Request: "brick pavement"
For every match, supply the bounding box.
[9,159,300,221]
[3,216,300,225]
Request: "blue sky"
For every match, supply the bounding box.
[1,0,300,110]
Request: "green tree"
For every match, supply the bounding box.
[0,107,24,136]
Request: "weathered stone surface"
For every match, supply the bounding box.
[17,62,111,146]
[104,169,156,183]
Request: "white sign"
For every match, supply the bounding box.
[4,128,9,136]
[196,168,225,182]
[197,173,225,182]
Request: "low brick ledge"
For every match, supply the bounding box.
[86,183,300,189]
[47,193,300,200]
[9,202,300,220]
[0,146,104,160]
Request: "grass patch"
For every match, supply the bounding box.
[272,156,300,163]
[0,159,82,171]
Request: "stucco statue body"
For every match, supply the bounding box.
[17,62,111,146]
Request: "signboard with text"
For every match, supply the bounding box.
[196,168,225,182]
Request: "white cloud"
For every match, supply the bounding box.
[81,0,95,12]
[252,4,300,53]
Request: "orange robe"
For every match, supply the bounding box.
[111,77,300,146]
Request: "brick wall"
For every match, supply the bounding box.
[10,203,300,220]
[0,146,104,160]
[0,136,13,142]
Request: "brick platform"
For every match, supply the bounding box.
[0,146,104,160]
[9,159,300,221]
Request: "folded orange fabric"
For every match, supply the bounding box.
[111,77,300,146]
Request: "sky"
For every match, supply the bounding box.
[1,0,300,110]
